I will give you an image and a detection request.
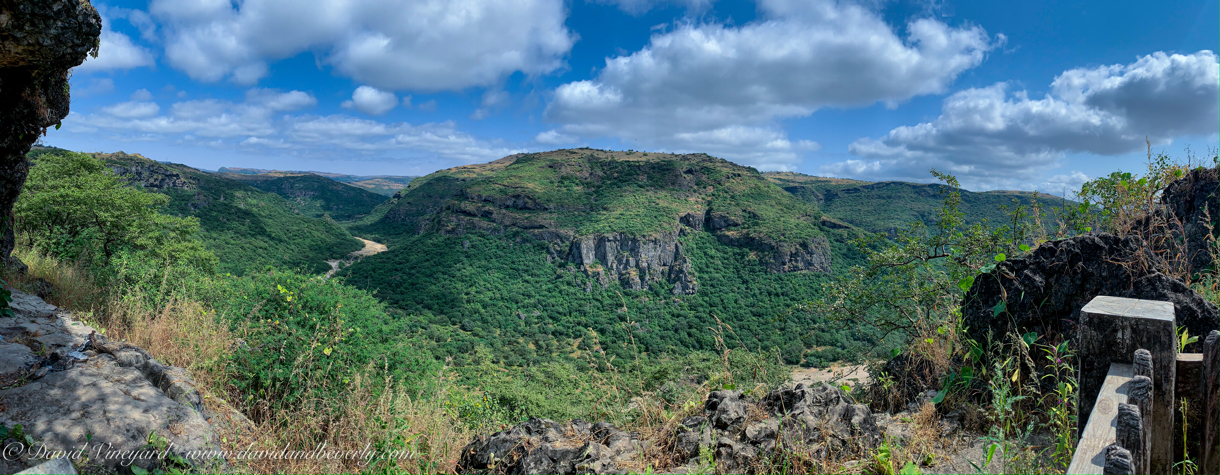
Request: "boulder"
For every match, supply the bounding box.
[1160,166,1218,275]
[457,383,882,474]
[0,290,231,474]
[962,233,1218,347]
[456,418,643,474]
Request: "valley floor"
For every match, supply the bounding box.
[325,237,387,278]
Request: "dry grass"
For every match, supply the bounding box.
[5,246,476,474]
[105,297,474,474]
[234,372,473,474]
[4,246,103,311]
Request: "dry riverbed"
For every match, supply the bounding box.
[325,237,387,278]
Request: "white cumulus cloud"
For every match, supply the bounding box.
[535,130,578,145]
[830,50,1219,189]
[543,0,996,170]
[66,89,521,166]
[341,86,399,115]
[102,101,160,118]
[74,15,155,72]
[149,0,575,90]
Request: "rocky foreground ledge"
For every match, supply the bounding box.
[457,383,886,474]
[0,290,236,474]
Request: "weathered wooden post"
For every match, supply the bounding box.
[1115,403,1145,474]
[1202,330,1218,474]
[1104,444,1133,474]
[1127,373,1153,474]
[1078,296,1176,475]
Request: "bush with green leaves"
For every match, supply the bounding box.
[198,269,441,419]
[16,151,216,272]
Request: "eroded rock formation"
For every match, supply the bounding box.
[105,152,194,191]
[962,233,1218,346]
[457,384,881,475]
[0,290,236,474]
[0,0,101,262]
[1160,166,1218,275]
[564,231,699,294]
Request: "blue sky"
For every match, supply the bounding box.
[53,0,1218,193]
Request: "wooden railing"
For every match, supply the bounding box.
[1067,296,1219,475]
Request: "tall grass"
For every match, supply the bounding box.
[3,246,472,474]
[5,245,102,311]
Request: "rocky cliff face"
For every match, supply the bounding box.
[375,150,838,295]
[435,203,834,295]
[0,0,101,262]
[561,230,698,295]
[105,153,194,191]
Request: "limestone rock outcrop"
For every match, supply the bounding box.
[0,0,102,260]
[0,290,234,474]
[563,231,698,295]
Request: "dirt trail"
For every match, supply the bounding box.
[325,237,387,278]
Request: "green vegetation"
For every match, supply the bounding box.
[28,149,364,275]
[7,143,1214,474]
[815,150,1218,473]
[218,167,415,197]
[16,150,215,271]
[218,172,388,221]
[354,149,823,242]
[343,149,876,372]
[341,230,870,368]
[765,172,1069,234]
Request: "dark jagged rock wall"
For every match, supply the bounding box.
[1161,166,1218,275]
[563,230,699,295]
[106,154,195,191]
[456,384,881,475]
[0,0,102,261]
[962,233,1218,346]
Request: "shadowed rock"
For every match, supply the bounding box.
[0,0,102,260]
[961,233,1218,347]
[456,384,881,475]
[1159,166,1218,275]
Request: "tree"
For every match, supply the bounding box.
[16,151,216,271]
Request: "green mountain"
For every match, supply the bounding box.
[341,149,873,368]
[217,167,415,196]
[90,152,362,275]
[764,172,1071,234]
[216,172,388,221]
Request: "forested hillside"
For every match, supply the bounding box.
[26,148,362,275]
[218,167,415,196]
[765,172,1069,234]
[341,149,875,368]
[218,172,388,221]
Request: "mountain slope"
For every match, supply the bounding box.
[217,167,415,196]
[342,149,874,367]
[217,172,388,221]
[91,152,361,275]
[764,172,1071,234]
